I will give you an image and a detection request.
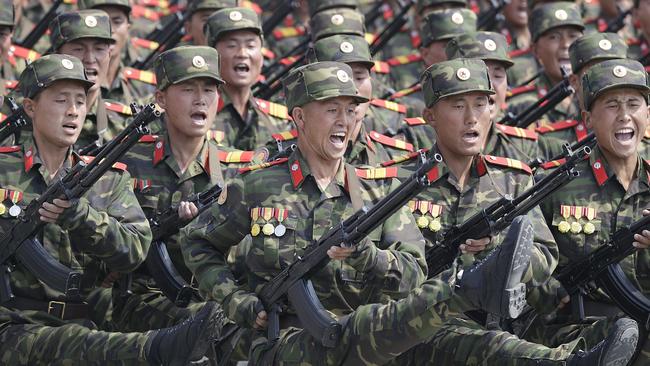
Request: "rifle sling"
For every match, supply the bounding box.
[344,164,364,211]
[5,296,90,320]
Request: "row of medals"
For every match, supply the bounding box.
[416,215,442,232]
[251,222,287,237]
[557,220,596,235]
[0,202,22,217]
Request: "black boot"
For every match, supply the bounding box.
[455,215,533,318]
[145,301,224,366]
[568,317,639,366]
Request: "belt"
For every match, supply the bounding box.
[5,297,90,320]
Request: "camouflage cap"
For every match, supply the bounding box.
[204,7,262,47]
[530,2,584,43]
[308,34,374,70]
[308,0,358,16]
[420,8,477,47]
[187,0,238,16]
[416,0,468,12]
[154,45,224,90]
[422,58,494,108]
[446,31,514,68]
[282,61,369,112]
[582,59,650,111]
[19,54,94,98]
[310,7,365,41]
[50,10,115,51]
[0,0,14,28]
[77,0,131,13]
[569,33,628,75]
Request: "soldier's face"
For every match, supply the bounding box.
[293,97,358,161]
[533,26,583,81]
[59,38,112,90]
[349,63,372,126]
[216,30,263,89]
[503,0,528,28]
[186,9,214,46]
[25,80,87,149]
[485,60,508,118]
[585,88,650,160]
[0,26,11,60]
[420,40,448,67]
[99,6,130,56]
[634,0,650,39]
[156,78,219,139]
[425,92,491,157]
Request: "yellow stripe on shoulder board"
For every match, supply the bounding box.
[365,33,377,44]
[256,99,289,119]
[483,155,532,174]
[206,130,225,144]
[355,167,399,179]
[104,101,132,115]
[218,150,254,163]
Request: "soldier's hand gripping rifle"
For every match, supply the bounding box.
[425,145,591,278]
[0,104,159,304]
[477,0,510,31]
[0,97,30,145]
[145,183,225,307]
[498,66,574,128]
[17,0,64,49]
[258,151,443,347]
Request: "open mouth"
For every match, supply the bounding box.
[234,63,250,76]
[462,130,480,143]
[615,127,635,142]
[190,111,208,125]
[62,122,78,133]
[329,131,346,147]
[85,68,98,80]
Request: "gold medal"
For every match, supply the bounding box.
[262,223,275,236]
[583,222,595,235]
[250,223,261,236]
[416,216,429,229]
[428,218,441,232]
[570,221,582,234]
[558,221,570,233]
[0,203,5,215]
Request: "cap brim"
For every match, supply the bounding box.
[535,23,585,42]
[311,89,370,104]
[483,57,514,69]
[428,88,495,107]
[35,77,95,98]
[171,73,225,87]
[588,84,650,110]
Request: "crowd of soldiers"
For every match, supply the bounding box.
[1,0,650,364]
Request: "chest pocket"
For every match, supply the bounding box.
[551,212,603,261]
[248,210,298,276]
[133,183,165,217]
[338,228,382,287]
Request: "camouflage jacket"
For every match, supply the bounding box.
[536,119,590,161]
[213,89,292,150]
[180,148,427,327]
[539,146,650,305]
[0,140,151,302]
[363,100,407,136]
[104,63,157,104]
[386,53,425,93]
[506,49,538,89]
[393,117,437,152]
[391,85,425,118]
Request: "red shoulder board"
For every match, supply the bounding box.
[404,117,426,126]
[218,150,255,163]
[279,55,300,66]
[368,131,413,151]
[508,47,531,58]
[261,47,275,59]
[645,66,650,73]
[255,99,289,119]
[4,80,17,90]
[138,135,159,143]
[241,0,262,14]
[535,120,579,134]
[122,67,157,85]
[370,99,406,114]
[390,83,422,99]
[131,5,160,21]
[627,37,641,46]
[206,130,225,144]
[272,129,298,141]
[130,36,159,50]
[104,101,133,115]
[9,45,41,61]
[507,85,536,98]
[371,60,390,74]
[273,26,306,39]
[495,123,538,141]
[539,158,566,170]
[365,33,378,45]
[386,53,422,66]
[483,155,532,174]
[380,149,423,167]
[0,113,5,122]
[139,0,169,8]
[238,157,288,174]
[79,155,128,171]
[0,146,20,153]
[355,166,399,179]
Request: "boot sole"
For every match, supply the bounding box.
[499,216,534,318]
[600,318,639,366]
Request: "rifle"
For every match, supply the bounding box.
[258,151,443,347]
[254,52,308,99]
[499,67,574,128]
[369,0,415,56]
[17,0,64,49]
[529,132,596,170]
[145,12,183,43]
[145,183,225,307]
[425,145,591,278]
[477,0,510,31]
[0,97,30,145]
[131,12,186,70]
[262,1,300,38]
[0,104,159,304]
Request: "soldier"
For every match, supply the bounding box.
[0,0,39,96]
[180,0,238,47]
[535,58,650,365]
[264,0,310,60]
[0,53,222,365]
[204,7,292,150]
[629,0,650,62]
[444,31,540,162]
[500,0,532,53]
[583,0,636,41]
[506,2,584,124]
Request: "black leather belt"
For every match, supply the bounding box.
[5,297,90,320]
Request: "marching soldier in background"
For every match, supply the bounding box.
[0,53,222,365]
[629,0,650,62]
[0,0,40,96]
[500,0,532,53]
[180,0,238,47]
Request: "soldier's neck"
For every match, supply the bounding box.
[33,134,68,179]
[87,87,99,111]
[223,84,251,119]
[438,145,473,190]
[106,54,121,88]
[167,127,204,174]
[602,148,638,191]
[298,142,341,190]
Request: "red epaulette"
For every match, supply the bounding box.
[380,149,423,167]
[8,45,41,61]
[495,123,538,141]
[272,129,298,141]
[371,60,390,74]
[104,101,133,115]
[131,5,160,21]
[404,117,426,126]
[365,33,377,45]
[4,80,18,90]
[0,112,5,122]
[390,84,422,99]
[79,155,128,171]
[238,157,288,174]
[355,166,399,179]
[367,131,413,151]
[508,48,531,58]
[181,34,192,42]
[206,130,225,144]
[122,67,157,85]
[241,0,262,14]
[218,150,255,163]
[507,85,536,98]
[255,99,289,119]
[645,66,650,73]
[627,37,641,46]
[138,135,158,143]
[261,47,275,59]
[138,0,169,8]
[279,55,300,66]
[0,146,20,153]
[370,99,407,114]
[130,37,159,50]
[273,26,306,40]
[386,53,422,66]
[535,120,579,134]
[539,158,566,170]
[482,155,532,174]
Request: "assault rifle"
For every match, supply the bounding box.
[262,1,300,38]
[499,67,574,128]
[478,0,510,31]
[425,145,591,278]
[145,183,225,307]
[0,104,159,303]
[529,132,596,170]
[258,151,443,347]
[17,0,64,49]
[131,11,186,70]
[369,0,415,56]
[0,97,30,144]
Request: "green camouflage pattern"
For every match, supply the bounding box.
[282,61,369,112]
[581,58,650,111]
[569,33,628,75]
[180,147,427,328]
[309,34,375,70]
[105,63,158,103]
[485,124,541,163]
[309,7,366,41]
[420,8,477,47]
[0,0,14,27]
[307,0,358,16]
[77,0,130,12]
[416,0,467,12]
[153,46,224,91]
[18,54,94,99]
[187,0,237,16]
[50,10,116,51]
[422,58,494,108]
[446,31,514,68]
[506,51,540,90]
[529,2,585,42]
[204,7,262,48]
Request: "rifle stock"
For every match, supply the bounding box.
[0,97,31,144]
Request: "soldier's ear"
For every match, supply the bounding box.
[568,74,579,92]
[582,110,592,129]
[155,90,166,110]
[23,98,35,119]
[292,107,305,130]
[423,106,436,128]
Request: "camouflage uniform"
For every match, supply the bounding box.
[0,1,39,96]
[174,0,238,47]
[0,54,154,365]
